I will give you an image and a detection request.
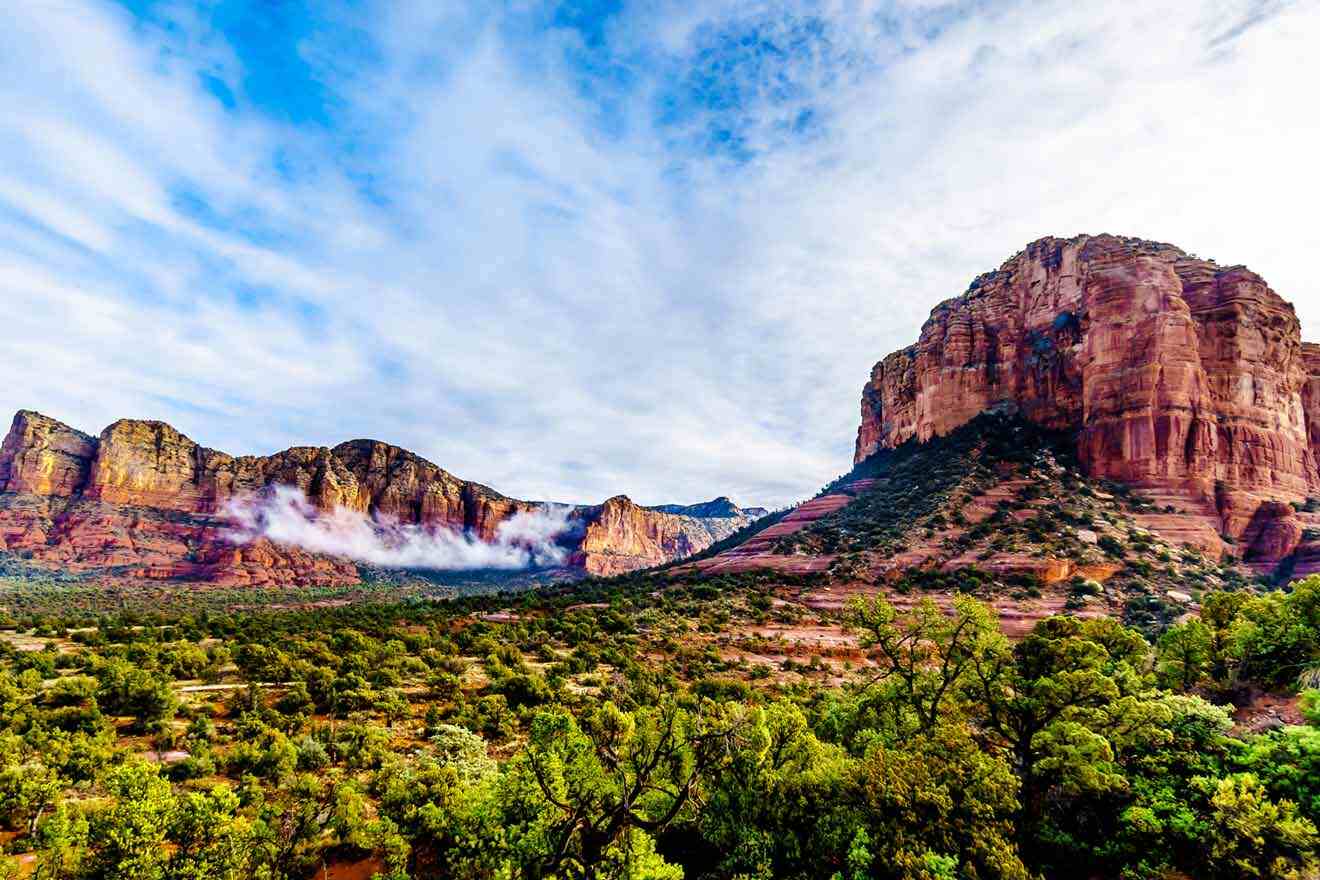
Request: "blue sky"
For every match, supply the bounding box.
[2,0,1318,509]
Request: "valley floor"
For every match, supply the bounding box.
[1,418,1318,880]
[1,560,1318,880]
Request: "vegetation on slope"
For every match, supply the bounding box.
[775,412,1077,556]
[765,412,1256,633]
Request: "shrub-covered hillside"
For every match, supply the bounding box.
[756,412,1258,634]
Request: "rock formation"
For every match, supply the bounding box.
[855,234,1320,572]
[569,495,756,576]
[1304,343,1320,455]
[0,411,762,586]
[0,411,97,497]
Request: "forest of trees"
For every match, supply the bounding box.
[0,573,1318,880]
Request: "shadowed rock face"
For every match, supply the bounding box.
[855,234,1320,570]
[0,412,761,585]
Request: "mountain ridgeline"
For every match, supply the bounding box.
[0,412,763,585]
[4,233,1320,601]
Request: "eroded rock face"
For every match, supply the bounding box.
[0,411,97,497]
[1240,502,1305,569]
[856,235,1320,571]
[1304,343,1320,455]
[569,495,757,576]
[0,412,757,585]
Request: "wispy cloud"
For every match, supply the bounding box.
[223,486,575,570]
[1,0,1317,509]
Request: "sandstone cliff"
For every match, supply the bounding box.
[0,412,760,585]
[0,411,97,497]
[570,495,758,576]
[855,234,1320,573]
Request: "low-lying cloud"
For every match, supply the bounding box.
[222,485,575,570]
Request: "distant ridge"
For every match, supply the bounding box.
[649,496,768,519]
[0,410,760,586]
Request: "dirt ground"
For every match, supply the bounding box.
[1233,691,1305,734]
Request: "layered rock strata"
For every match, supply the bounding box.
[855,234,1320,571]
[0,411,760,585]
[570,495,755,576]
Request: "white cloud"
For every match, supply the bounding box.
[222,485,575,569]
[0,0,1317,512]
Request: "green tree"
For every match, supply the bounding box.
[1231,576,1320,689]
[89,762,176,880]
[856,722,1029,880]
[1201,591,1251,684]
[697,701,855,880]
[378,749,504,879]
[1200,773,1317,880]
[376,689,411,728]
[595,828,682,880]
[1156,620,1213,692]
[970,616,1168,866]
[248,773,336,880]
[509,700,739,879]
[94,661,177,733]
[0,758,65,834]
[1303,690,1320,727]
[32,804,89,880]
[429,724,497,783]
[1102,694,1235,878]
[1232,725,1320,824]
[846,595,1003,735]
[166,786,253,880]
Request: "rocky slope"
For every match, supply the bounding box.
[0,411,761,585]
[682,411,1260,635]
[854,235,1320,575]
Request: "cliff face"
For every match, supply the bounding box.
[855,235,1320,571]
[1304,343,1320,454]
[0,411,97,497]
[0,412,759,585]
[71,418,541,540]
[570,495,757,576]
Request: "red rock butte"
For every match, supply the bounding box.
[855,234,1320,572]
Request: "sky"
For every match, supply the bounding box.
[2,0,1319,511]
